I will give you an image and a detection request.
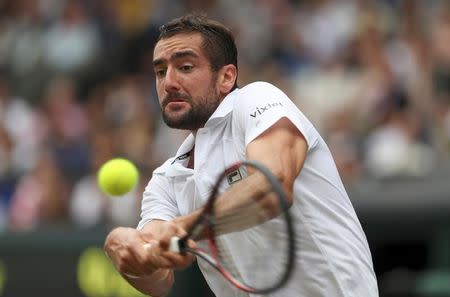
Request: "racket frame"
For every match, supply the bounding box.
[171,160,296,294]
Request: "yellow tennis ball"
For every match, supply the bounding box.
[97,158,139,197]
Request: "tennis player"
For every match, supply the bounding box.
[104,14,379,297]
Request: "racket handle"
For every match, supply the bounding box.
[169,236,181,253]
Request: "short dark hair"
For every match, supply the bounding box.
[158,14,238,87]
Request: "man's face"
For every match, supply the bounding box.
[153,33,221,130]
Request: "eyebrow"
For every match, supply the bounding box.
[153,50,200,67]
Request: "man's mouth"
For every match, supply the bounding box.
[163,94,190,109]
[165,99,189,110]
[167,98,185,103]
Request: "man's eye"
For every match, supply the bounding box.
[180,65,193,72]
[155,69,166,77]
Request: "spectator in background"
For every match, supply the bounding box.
[41,77,90,184]
[0,0,48,100]
[0,77,40,175]
[9,151,69,231]
[0,76,44,231]
[43,0,99,75]
[364,88,435,179]
[430,3,450,159]
[0,125,14,231]
[324,109,362,185]
[295,0,357,67]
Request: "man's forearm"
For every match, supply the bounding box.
[173,172,276,237]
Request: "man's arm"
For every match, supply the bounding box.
[132,118,307,268]
[245,117,307,198]
[171,117,307,235]
[104,220,195,297]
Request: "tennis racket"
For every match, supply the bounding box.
[169,160,296,294]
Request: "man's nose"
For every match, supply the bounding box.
[164,67,181,92]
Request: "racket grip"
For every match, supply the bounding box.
[169,236,181,253]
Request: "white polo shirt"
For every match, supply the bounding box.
[138,82,378,297]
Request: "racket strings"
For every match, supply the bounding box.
[189,161,296,293]
[214,216,291,290]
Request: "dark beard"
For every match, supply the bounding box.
[161,82,221,130]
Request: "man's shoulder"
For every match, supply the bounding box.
[232,81,288,112]
[238,81,281,95]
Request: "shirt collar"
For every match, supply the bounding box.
[174,133,195,159]
[206,88,239,124]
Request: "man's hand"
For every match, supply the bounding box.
[104,227,159,278]
[104,221,195,279]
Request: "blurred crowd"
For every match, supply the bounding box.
[0,0,449,233]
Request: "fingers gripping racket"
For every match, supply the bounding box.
[170,160,296,294]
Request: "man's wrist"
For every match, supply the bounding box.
[122,267,171,282]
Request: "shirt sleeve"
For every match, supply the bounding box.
[137,170,179,230]
[233,81,318,149]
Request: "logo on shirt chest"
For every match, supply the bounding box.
[250,101,283,118]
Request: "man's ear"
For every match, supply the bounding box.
[217,64,237,95]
